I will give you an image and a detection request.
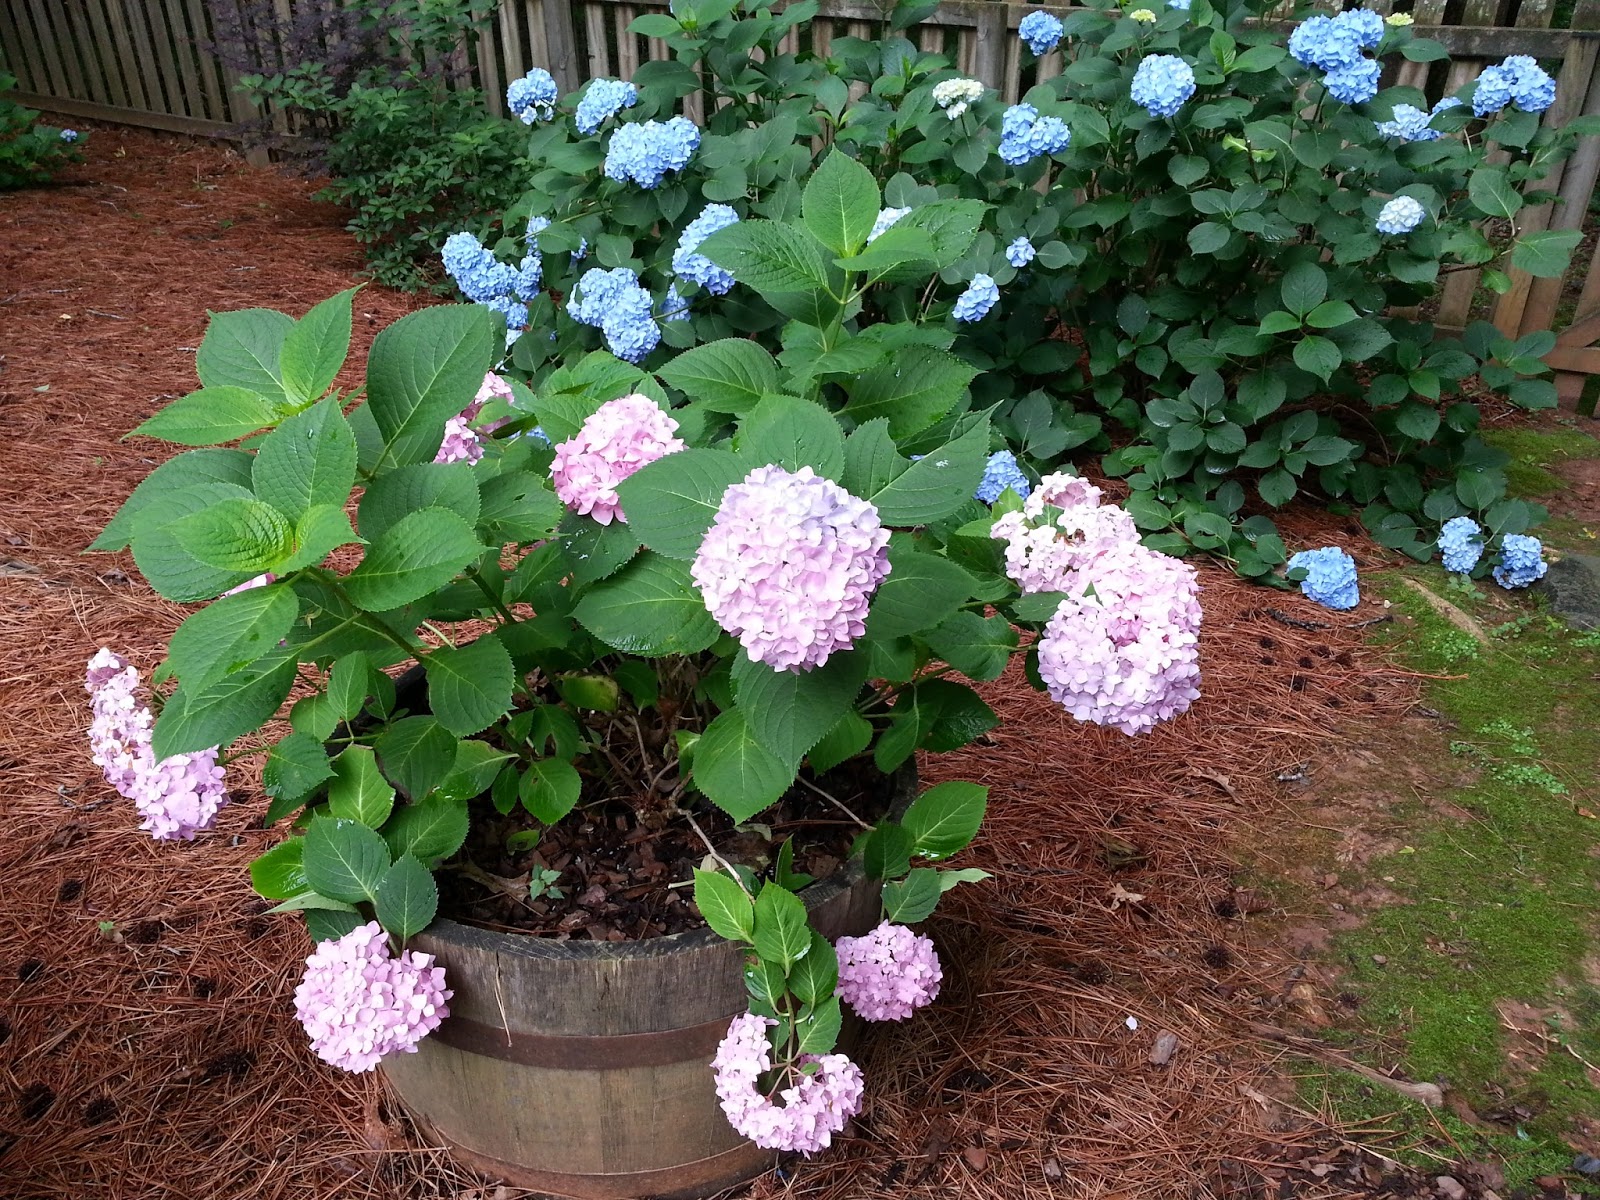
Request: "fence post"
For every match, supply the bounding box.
[545,0,582,93]
[973,1,1006,92]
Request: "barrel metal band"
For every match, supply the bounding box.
[433,1012,736,1069]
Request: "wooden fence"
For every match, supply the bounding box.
[4,0,1600,398]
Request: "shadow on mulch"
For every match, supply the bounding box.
[0,126,1434,1200]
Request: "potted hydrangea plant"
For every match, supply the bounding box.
[85,0,1584,1191]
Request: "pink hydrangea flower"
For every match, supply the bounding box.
[990,471,1137,594]
[691,465,891,672]
[550,393,685,524]
[835,922,942,1021]
[711,1012,865,1154]
[223,572,276,596]
[84,648,229,840]
[1036,542,1202,736]
[472,371,515,415]
[434,414,484,465]
[292,921,452,1073]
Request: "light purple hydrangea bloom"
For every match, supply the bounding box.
[1287,546,1360,609]
[1375,195,1426,234]
[1131,55,1197,119]
[84,649,229,840]
[506,69,559,124]
[1492,533,1547,589]
[574,78,637,134]
[672,203,740,295]
[953,274,999,322]
[998,103,1071,166]
[292,921,452,1073]
[692,465,891,672]
[550,394,685,525]
[868,206,911,242]
[835,922,943,1021]
[711,1012,865,1154]
[1005,236,1036,268]
[603,117,700,189]
[1018,9,1064,55]
[1437,516,1483,574]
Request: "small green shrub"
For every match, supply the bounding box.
[0,73,86,189]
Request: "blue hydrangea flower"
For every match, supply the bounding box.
[868,206,911,242]
[1168,0,1191,10]
[1288,15,1366,71]
[998,104,1071,166]
[1336,8,1385,49]
[575,78,638,135]
[514,254,542,303]
[1018,10,1064,56]
[485,295,530,331]
[953,274,999,322]
[1375,104,1441,142]
[527,215,551,247]
[975,450,1031,503]
[1437,516,1484,574]
[59,129,79,142]
[1287,546,1360,610]
[441,231,517,304]
[603,116,700,188]
[1473,65,1515,116]
[507,69,559,124]
[672,203,739,295]
[1006,236,1037,268]
[1477,55,1556,114]
[1493,534,1547,589]
[1376,195,1426,234]
[573,238,589,264]
[572,267,660,362]
[1322,59,1381,105]
[1131,55,1197,119]
[661,284,691,322]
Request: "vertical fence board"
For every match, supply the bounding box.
[615,5,639,78]
[183,0,228,121]
[26,0,87,99]
[479,20,505,116]
[79,0,130,108]
[100,0,149,111]
[2,1,48,93]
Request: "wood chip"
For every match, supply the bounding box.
[1148,1030,1180,1065]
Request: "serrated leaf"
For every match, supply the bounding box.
[375,854,438,939]
[882,867,942,923]
[614,448,746,559]
[382,793,471,862]
[196,308,293,404]
[843,347,978,439]
[789,931,838,1006]
[281,287,356,404]
[902,780,987,860]
[572,551,720,656]
[923,611,1016,681]
[752,883,810,969]
[151,657,296,759]
[863,822,914,881]
[327,745,397,828]
[693,707,795,823]
[425,633,515,736]
[693,868,755,941]
[1511,229,1583,278]
[732,650,869,765]
[357,461,481,543]
[325,651,371,722]
[808,710,873,775]
[170,498,293,572]
[657,339,779,413]
[865,544,975,639]
[167,582,298,693]
[736,393,846,479]
[263,732,334,810]
[796,994,842,1055]
[302,815,391,904]
[251,398,358,522]
[367,304,497,469]
[93,448,254,552]
[249,839,308,900]
[1468,166,1522,219]
[130,386,289,446]
[866,416,991,525]
[802,148,881,255]
[698,219,834,293]
[519,757,583,823]
[343,507,483,610]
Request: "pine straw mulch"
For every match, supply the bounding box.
[1,126,1435,1200]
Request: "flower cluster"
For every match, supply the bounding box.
[933,77,985,120]
[1493,533,1547,589]
[662,283,691,322]
[692,465,891,672]
[550,394,685,525]
[292,922,451,1073]
[835,922,943,1021]
[506,68,558,124]
[869,206,910,242]
[85,650,229,841]
[1287,546,1360,610]
[571,267,660,363]
[953,274,1000,322]
[997,103,1070,166]
[1289,10,1383,105]
[574,78,637,134]
[975,449,1031,503]
[1018,9,1064,55]
[1005,236,1036,268]
[1375,97,1462,142]
[1474,55,1556,116]
[711,1013,865,1154]
[1130,55,1197,119]
[991,475,1202,735]
[1437,516,1483,574]
[1130,9,1157,23]
[1375,195,1426,235]
[436,373,517,466]
[603,117,701,189]
[440,232,531,329]
[60,129,79,142]
[672,203,740,295]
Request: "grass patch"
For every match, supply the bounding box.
[1299,570,1600,1191]
[1482,421,1600,498]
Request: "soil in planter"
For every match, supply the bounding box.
[435,758,891,941]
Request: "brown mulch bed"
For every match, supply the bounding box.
[0,126,1449,1200]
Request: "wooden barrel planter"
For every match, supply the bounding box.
[383,768,913,1200]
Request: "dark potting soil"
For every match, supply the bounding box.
[435,759,892,942]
